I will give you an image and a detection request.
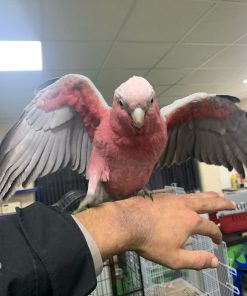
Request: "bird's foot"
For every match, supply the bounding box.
[135,188,179,203]
[136,187,153,201]
[73,191,106,214]
[73,195,96,214]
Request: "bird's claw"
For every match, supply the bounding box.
[137,188,153,201]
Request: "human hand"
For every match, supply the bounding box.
[121,192,235,269]
[75,192,235,270]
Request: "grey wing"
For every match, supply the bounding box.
[0,102,92,201]
[159,93,247,176]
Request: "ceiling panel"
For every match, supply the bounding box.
[96,69,146,86]
[42,70,98,83]
[161,83,233,97]
[146,68,192,85]
[42,0,134,41]
[0,72,43,121]
[153,85,171,96]
[43,41,112,70]
[203,45,247,67]
[158,96,180,107]
[1,0,247,124]
[228,82,247,99]
[184,2,247,43]
[223,0,247,2]
[0,72,43,93]
[118,0,214,42]
[236,34,247,44]
[104,42,172,68]
[179,68,247,85]
[0,0,41,40]
[157,44,225,68]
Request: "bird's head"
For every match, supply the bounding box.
[112,76,158,133]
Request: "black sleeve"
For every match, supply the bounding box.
[0,202,97,296]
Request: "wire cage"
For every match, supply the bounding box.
[90,236,239,296]
[90,253,144,296]
[140,235,240,296]
[114,252,144,295]
[90,261,113,296]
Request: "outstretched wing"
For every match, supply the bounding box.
[0,74,110,201]
[159,92,247,176]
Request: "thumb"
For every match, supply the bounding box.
[174,250,219,270]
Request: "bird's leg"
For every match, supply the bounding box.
[76,175,103,213]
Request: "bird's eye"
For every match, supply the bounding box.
[118,98,124,108]
[148,96,155,107]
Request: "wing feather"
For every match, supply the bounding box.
[78,130,89,174]
[175,124,195,164]
[0,131,46,197]
[160,128,177,166]
[159,93,247,176]
[73,122,84,171]
[61,127,71,170]
[70,119,82,169]
[0,74,110,201]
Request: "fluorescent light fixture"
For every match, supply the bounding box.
[243,79,247,84]
[0,41,42,71]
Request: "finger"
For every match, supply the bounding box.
[201,192,224,198]
[187,196,235,214]
[191,217,222,244]
[184,191,223,199]
[172,250,219,270]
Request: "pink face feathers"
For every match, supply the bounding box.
[114,76,154,110]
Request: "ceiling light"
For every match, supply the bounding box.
[0,41,42,71]
[243,79,247,84]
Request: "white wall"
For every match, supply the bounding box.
[198,162,222,192]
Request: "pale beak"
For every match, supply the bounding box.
[131,107,145,129]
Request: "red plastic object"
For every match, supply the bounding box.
[213,212,247,234]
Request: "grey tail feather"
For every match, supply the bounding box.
[217,95,240,103]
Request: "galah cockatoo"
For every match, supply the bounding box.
[0,74,246,211]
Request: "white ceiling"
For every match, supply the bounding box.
[1,0,247,123]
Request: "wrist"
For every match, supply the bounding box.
[74,201,133,261]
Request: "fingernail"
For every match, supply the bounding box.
[231,201,236,208]
[218,192,224,197]
[211,257,219,268]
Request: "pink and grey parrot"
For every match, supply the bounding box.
[0,74,246,210]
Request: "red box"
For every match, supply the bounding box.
[218,212,247,234]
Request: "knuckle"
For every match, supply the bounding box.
[208,221,222,242]
[165,253,183,270]
[169,258,182,270]
[207,191,218,197]
[188,211,201,225]
[198,198,209,209]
